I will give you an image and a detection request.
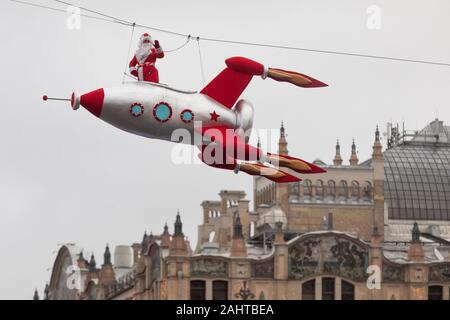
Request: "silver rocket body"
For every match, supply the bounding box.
[84,81,254,145]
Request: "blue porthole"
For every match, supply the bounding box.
[153,102,172,122]
[129,103,144,117]
[180,109,194,123]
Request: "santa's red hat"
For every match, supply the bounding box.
[140,33,152,43]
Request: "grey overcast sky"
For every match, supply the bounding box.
[1,0,449,299]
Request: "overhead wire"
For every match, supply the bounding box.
[9,0,450,68]
[196,37,206,86]
[122,23,136,83]
[10,0,130,25]
[198,36,450,67]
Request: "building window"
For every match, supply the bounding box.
[289,182,300,201]
[212,280,228,300]
[316,180,324,200]
[363,181,372,201]
[208,231,215,242]
[153,102,172,122]
[190,280,206,300]
[322,277,335,300]
[303,180,312,199]
[341,280,355,300]
[351,181,359,200]
[428,285,443,300]
[339,180,348,199]
[327,180,336,199]
[302,279,315,300]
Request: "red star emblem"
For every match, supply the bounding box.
[210,110,220,122]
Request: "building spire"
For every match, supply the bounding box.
[169,210,188,255]
[163,222,169,235]
[161,221,171,247]
[278,121,288,155]
[174,210,183,236]
[76,250,88,269]
[408,221,424,261]
[412,222,420,243]
[44,283,49,300]
[333,138,343,166]
[141,230,148,253]
[103,244,112,266]
[78,250,84,261]
[88,253,96,272]
[230,211,247,257]
[33,288,39,300]
[372,125,383,160]
[349,138,359,166]
[233,212,243,239]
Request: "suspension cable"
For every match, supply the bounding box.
[10,0,450,68]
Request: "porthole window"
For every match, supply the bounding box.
[153,102,172,122]
[129,103,144,117]
[180,109,194,123]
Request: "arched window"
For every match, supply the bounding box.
[290,181,300,195]
[212,280,228,300]
[341,280,355,300]
[289,182,300,201]
[322,277,335,300]
[263,187,268,204]
[250,221,256,237]
[271,184,276,204]
[208,231,215,242]
[363,181,372,201]
[428,285,443,300]
[327,180,336,199]
[190,280,206,300]
[351,181,360,200]
[303,180,313,198]
[302,279,315,300]
[339,180,348,199]
[316,180,324,200]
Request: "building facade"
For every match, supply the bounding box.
[45,119,450,300]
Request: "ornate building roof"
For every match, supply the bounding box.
[384,119,450,221]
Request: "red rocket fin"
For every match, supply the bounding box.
[200,57,265,109]
[201,56,327,108]
[266,153,327,174]
[200,67,253,109]
[197,125,262,162]
[238,162,302,183]
[197,152,301,183]
[266,68,327,88]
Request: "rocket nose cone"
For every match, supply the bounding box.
[80,88,104,117]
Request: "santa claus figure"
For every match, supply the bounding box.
[129,33,164,83]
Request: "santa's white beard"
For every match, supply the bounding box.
[136,43,154,64]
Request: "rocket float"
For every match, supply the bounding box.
[44,57,327,182]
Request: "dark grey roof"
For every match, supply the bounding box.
[384,120,450,221]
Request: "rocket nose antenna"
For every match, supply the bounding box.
[71,91,80,110]
[42,95,71,104]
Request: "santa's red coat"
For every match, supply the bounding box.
[129,46,164,83]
